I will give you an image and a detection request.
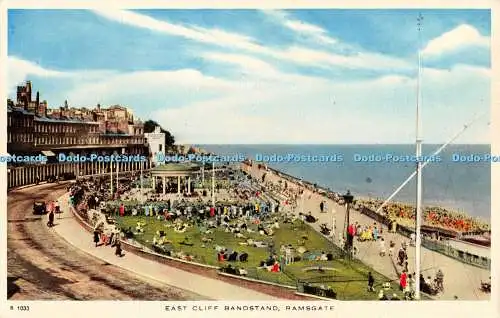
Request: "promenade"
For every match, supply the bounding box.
[54,195,280,301]
[247,165,490,300]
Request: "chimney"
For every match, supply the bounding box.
[36,91,40,107]
[26,81,32,103]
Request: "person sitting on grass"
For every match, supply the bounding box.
[135,222,145,233]
[227,251,239,262]
[269,261,280,272]
[174,223,188,233]
[235,232,246,239]
[305,212,316,223]
[378,290,389,300]
[238,268,248,276]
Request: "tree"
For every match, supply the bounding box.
[143,119,176,149]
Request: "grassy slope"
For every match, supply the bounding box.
[117,215,403,300]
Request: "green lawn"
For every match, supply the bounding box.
[116,215,404,300]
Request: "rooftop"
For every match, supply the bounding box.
[34,116,99,125]
[152,163,202,172]
[102,133,136,137]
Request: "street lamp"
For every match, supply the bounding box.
[342,190,354,259]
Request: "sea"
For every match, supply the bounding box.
[198,144,491,221]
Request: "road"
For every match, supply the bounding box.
[7,183,203,300]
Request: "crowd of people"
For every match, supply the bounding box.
[357,198,490,233]
[71,168,337,276]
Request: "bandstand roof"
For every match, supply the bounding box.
[150,163,202,176]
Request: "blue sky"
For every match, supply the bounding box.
[7,9,491,144]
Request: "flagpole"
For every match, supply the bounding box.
[415,13,424,300]
[140,159,143,203]
[116,159,119,193]
[211,161,215,207]
[110,156,113,199]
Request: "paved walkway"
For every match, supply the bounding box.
[248,165,490,300]
[53,195,279,301]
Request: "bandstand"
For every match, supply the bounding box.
[150,163,202,195]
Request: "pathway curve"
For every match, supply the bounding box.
[55,192,281,301]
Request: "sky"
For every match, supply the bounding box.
[7,9,491,144]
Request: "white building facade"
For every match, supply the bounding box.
[145,126,165,166]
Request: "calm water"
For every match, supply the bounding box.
[198,144,491,221]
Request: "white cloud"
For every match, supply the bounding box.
[201,52,279,78]
[63,68,238,108]
[262,10,337,45]
[141,60,488,144]
[8,56,71,92]
[11,53,488,144]
[278,46,411,70]
[422,24,490,56]
[7,56,116,97]
[94,10,410,71]
[93,9,267,54]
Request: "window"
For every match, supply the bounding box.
[159,144,162,152]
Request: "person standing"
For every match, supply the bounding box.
[367,272,375,292]
[347,223,356,252]
[373,226,379,241]
[400,270,408,291]
[331,214,336,238]
[93,230,100,247]
[115,240,123,257]
[47,210,55,227]
[379,238,386,256]
[285,245,293,265]
[320,201,324,213]
[119,203,125,217]
[389,240,395,257]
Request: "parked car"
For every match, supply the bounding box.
[33,201,47,215]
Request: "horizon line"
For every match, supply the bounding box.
[189,143,491,146]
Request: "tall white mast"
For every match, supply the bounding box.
[211,161,215,207]
[140,159,143,202]
[415,13,424,300]
[110,156,113,199]
[116,158,119,193]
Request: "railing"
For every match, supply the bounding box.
[296,281,337,299]
[420,239,490,270]
[7,160,151,189]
